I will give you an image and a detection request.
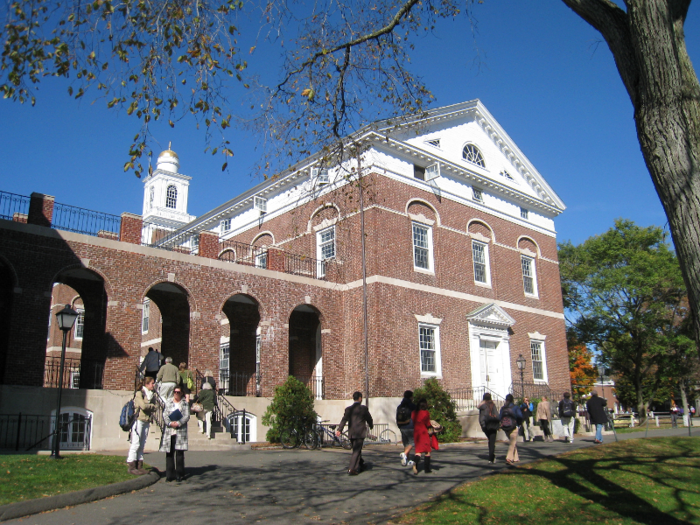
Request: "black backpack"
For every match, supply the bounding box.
[396,404,412,426]
[119,397,138,432]
[500,406,516,430]
[561,400,575,418]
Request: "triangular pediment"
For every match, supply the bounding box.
[466,303,516,329]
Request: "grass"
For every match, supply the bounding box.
[0,455,142,505]
[396,437,700,525]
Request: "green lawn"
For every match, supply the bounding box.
[0,455,143,505]
[396,437,700,524]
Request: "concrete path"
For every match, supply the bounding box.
[6,427,699,525]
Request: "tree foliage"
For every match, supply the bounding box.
[261,375,317,443]
[560,219,693,419]
[567,334,597,405]
[412,378,462,442]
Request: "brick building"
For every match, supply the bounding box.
[1,100,569,446]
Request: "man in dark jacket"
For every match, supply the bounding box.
[397,390,417,467]
[586,390,608,443]
[337,391,373,475]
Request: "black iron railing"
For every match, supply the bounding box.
[218,370,261,397]
[141,221,200,254]
[0,413,92,451]
[218,239,268,268]
[283,252,328,280]
[44,357,104,389]
[447,386,505,411]
[509,382,561,403]
[52,202,121,238]
[0,191,30,221]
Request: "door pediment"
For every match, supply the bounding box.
[466,303,516,329]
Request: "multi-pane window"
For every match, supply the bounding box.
[221,218,231,232]
[149,187,154,209]
[521,256,537,296]
[317,226,335,278]
[472,241,489,284]
[255,252,267,269]
[74,309,85,339]
[142,300,150,334]
[472,187,483,203]
[462,144,485,167]
[531,340,546,381]
[520,207,529,220]
[220,342,230,392]
[419,325,440,374]
[166,185,177,209]
[412,222,432,271]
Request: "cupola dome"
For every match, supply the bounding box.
[156,142,180,173]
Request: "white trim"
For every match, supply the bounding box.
[418,323,442,378]
[412,221,434,272]
[521,255,539,298]
[471,240,491,286]
[414,313,443,324]
[529,338,548,383]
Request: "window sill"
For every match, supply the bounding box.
[524,293,539,299]
[420,373,443,379]
[474,281,492,289]
[414,267,435,276]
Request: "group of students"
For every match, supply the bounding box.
[395,390,440,475]
[127,352,218,482]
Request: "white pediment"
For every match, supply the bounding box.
[466,303,516,329]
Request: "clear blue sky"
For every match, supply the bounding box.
[1,1,696,246]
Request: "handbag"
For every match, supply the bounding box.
[430,420,444,434]
[186,374,194,391]
[191,402,203,413]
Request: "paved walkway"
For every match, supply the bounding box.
[7,428,699,525]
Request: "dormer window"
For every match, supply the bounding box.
[254,196,267,214]
[472,187,483,203]
[462,144,485,168]
[166,185,177,209]
[221,218,231,232]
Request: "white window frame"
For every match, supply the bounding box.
[521,255,538,297]
[520,207,529,220]
[412,222,434,273]
[254,251,267,269]
[142,299,150,334]
[219,342,230,393]
[419,323,441,377]
[227,412,257,443]
[316,226,336,278]
[166,185,177,209]
[74,309,85,340]
[462,144,486,167]
[530,339,548,383]
[471,240,491,286]
[472,187,484,203]
[221,218,231,232]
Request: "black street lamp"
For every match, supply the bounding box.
[516,354,526,399]
[50,304,79,460]
[597,364,606,400]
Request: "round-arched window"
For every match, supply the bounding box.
[166,185,178,209]
[462,144,485,167]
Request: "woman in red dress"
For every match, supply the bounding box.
[412,398,439,474]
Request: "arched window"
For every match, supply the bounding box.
[462,144,485,167]
[166,185,177,209]
[149,187,154,209]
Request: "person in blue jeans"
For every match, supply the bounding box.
[586,390,608,443]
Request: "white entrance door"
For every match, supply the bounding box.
[479,339,505,398]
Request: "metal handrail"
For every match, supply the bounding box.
[20,413,92,451]
[0,191,30,221]
[52,201,121,238]
[44,356,104,390]
[195,369,237,424]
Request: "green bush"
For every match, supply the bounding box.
[262,376,318,443]
[412,378,462,442]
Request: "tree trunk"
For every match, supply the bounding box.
[563,0,700,358]
[680,380,689,426]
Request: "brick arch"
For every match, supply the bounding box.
[218,248,236,262]
[287,303,325,328]
[142,279,197,313]
[406,199,440,225]
[467,219,495,242]
[144,280,193,368]
[517,236,541,257]
[0,253,19,289]
[288,304,324,399]
[218,291,265,318]
[51,264,114,299]
[252,232,275,248]
[0,255,18,384]
[220,292,262,396]
[309,203,341,231]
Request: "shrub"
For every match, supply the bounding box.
[262,376,318,443]
[413,378,462,442]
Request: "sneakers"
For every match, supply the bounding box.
[400,452,407,466]
[407,460,414,467]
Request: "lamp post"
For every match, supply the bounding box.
[516,354,526,400]
[50,304,79,460]
[597,365,606,400]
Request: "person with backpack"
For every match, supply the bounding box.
[178,361,195,402]
[500,393,523,465]
[558,392,577,443]
[126,376,157,475]
[396,390,417,467]
[519,397,534,442]
[536,395,553,442]
[478,392,500,464]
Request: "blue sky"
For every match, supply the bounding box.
[1,1,696,246]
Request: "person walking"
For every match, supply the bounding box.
[536,395,553,442]
[126,376,157,475]
[193,382,216,439]
[178,362,195,402]
[336,391,373,475]
[559,392,577,443]
[412,398,438,474]
[202,369,217,391]
[670,401,679,428]
[396,390,417,467]
[586,390,608,444]
[160,386,190,482]
[519,397,534,442]
[139,347,163,380]
[500,394,523,465]
[478,392,500,464]
[156,357,181,400]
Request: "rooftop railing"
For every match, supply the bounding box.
[0,191,30,221]
[52,202,121,238]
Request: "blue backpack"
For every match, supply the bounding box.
[119,398,137,431]
[500,406,516,430]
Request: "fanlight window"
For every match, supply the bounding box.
[462,144,485,167]
[166,185,177,209]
